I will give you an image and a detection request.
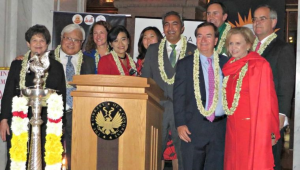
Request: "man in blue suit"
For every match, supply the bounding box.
[173,22,228,170]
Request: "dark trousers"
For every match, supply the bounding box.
[273,127,286,170]
[181,118,226,170]
[65,111,73,170]
[162,101,183,170]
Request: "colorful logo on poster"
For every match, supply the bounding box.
[72,14,83,24]
[84,15,94,25]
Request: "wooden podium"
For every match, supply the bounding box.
[70,75,164,170]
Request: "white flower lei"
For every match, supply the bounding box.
[253,33,277,55]
[54,45,83,88]
[10,96,29,170]
[216,23,231,54]
[158,35,187,85]
[19,51,49,89]
[110,50,136,75]
[94,47,110,69]
[193,50,220,116]
[222,61,248,115]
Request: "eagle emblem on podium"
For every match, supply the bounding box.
[91,101,127,140]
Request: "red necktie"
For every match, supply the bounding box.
[255,41,261,52]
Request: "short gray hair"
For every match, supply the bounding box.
[61,24,85,40]
[256,5,277,19]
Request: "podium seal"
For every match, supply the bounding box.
[91,101,127,140]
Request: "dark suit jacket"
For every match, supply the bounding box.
[0,55,66,124]
[260,38,295,117]
[173,54,228,131]
[141,41,197,100]
[48,50,95,75]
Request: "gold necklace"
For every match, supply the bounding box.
[158,35,187,85]
[111,50,136,75]
[222,61,248,115]
[253,33,277,55]
[193,50,220,116]
[54,45,83,88]
[216,23,231,54]
[19,50,48,89]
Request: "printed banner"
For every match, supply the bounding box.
[0,69,9,113]
[52,11,127,49]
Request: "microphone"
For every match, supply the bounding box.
[129,68,137,76]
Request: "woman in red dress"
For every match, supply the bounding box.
[98,25,137,76]
[222,27,280,170]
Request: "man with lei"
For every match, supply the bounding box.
[51,24,95,170]
[206,2,231,56]
[141,11,196,170]
[253,5,296,170]
[173,22,228,170]
[0,25,66,169]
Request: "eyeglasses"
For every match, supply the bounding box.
[252,16,274,23]
[62,36,83,44]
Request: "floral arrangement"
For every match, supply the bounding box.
[9,93,64,170]
[45,93,64,170]
[9,96,29,170]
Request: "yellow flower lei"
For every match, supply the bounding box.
[216,23,231,54]
[253,33,277,55]
[54,45,83,88]
[110,50,136,75]
[45,93,64,169]
[193,50,220,116]
[158,35,187,85]
[19,50,49,89]
[222,61,248,115]
[10,96,29,170]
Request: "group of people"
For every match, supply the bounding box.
[0,1,295,170]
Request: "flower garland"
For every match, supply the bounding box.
[54,45,83,88]
[110,50,137,75]
[193,50,220,116]
[94,47,110,69]
[158,35,187,85]
[253,33,277,55]
[9,93,64,170]
[222,61,248,115]
[45,93,64,170]
[20,51,49,89]
[9,96,29,170]
[216,23,231,54]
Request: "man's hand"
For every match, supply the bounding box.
[177,125,191,143]
[279,114,285,130]
[15,55,24,60]
[0,119,10,141]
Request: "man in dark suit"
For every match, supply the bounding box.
[173,22,228,170]
[53,24,95,170]
[141,11,196,170]
[253,5,295,170]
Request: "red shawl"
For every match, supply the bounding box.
[223,52,280,170]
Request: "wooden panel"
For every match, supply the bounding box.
[71,91,148,100]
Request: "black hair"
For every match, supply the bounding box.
[107,25,131,51]
[137,26,163,60]
[162,11,184,27]
[206,1,228,15]
[25,24,51,44]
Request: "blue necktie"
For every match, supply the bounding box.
[66,56,75,108]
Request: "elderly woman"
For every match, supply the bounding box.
[98,25,137,76]
[222,27,280,169]
[84,21,111,73]
[0,24,66,169]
